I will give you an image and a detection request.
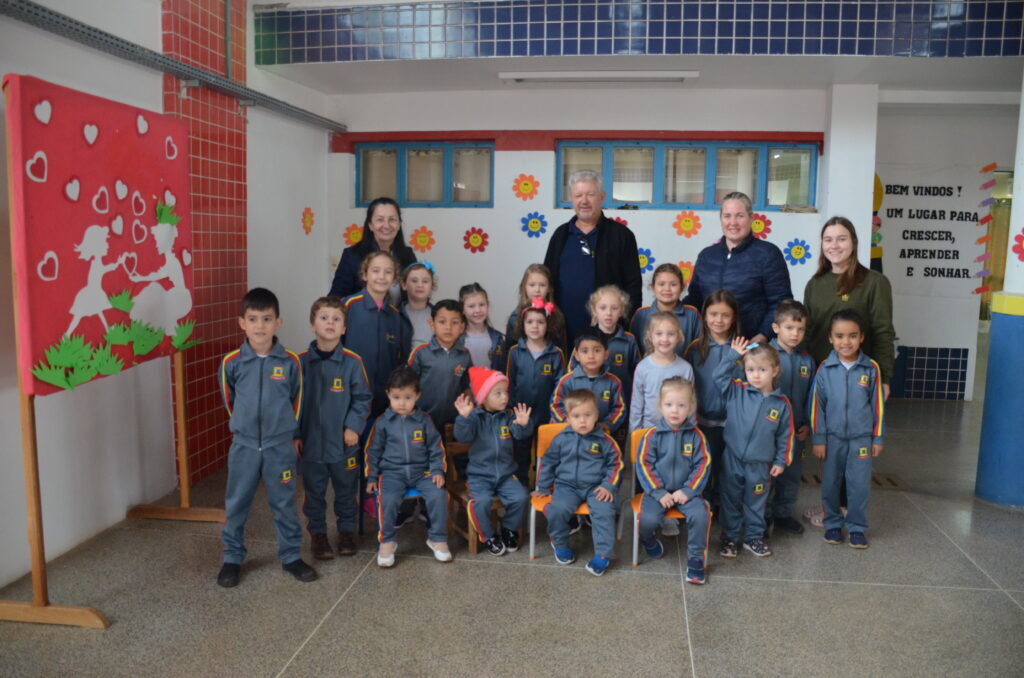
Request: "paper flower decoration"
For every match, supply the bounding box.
[612,216,629,226]
[409,225,436,253]
[751,213,772,239]
[464,227,489,253]
[521,212,548,238]
[301,207,314,235]
[673,210,702,238]
[513,173,540,201]
[637,247,655,273]
[1013,231,1024,262]
[343,223,363,246]
[677,260,695,285]
[784,238,812,266]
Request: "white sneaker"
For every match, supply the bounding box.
[661,517,680,536]
[377,541,396,568]
[426,540,453,563]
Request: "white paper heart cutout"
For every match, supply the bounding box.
[115,179,128,200]
[25,151,47,183]
[121,252,138,277]
[92,186,110,214]
[182,249,192,266]
[165,136,178,160]
[37,251,58,281]
[163,189,176,206]
[136,114,149,135]
[111,215,124,235]
[83,124,99,145]
[132,219,148,244]
[65,178,81,201]
[34,100,52,124]
[131,190,146,216]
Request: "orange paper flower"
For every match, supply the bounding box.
[463,227,489,253]
[513,173,540,201]
[677,260,695,285]
[751,213,772,239]
[301,207,315,235]
[673,210,702,238]
[409,226,436,253]
[343,223,363,246]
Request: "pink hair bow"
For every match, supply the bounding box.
[530,297,555,316]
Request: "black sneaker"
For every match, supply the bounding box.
[484,535,507,556]
[282,559,318,582]
[743,538,772,557]
[217,563,240,588]
[773,516,805,535]
[719,539,738,558]
[568,515,582,535]
[394,509,415,529]
[501,527,520,553]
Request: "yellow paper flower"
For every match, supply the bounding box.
[409,226,436,253]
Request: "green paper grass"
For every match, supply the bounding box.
[171,319,200,350]
[43,334,93,369]
[128,321,164,356]
[104,323,132,346]
[90,344,124,376]
[108,289,134,313]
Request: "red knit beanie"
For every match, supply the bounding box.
[469,366,508,404]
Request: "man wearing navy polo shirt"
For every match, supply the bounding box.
[543,170,643,343]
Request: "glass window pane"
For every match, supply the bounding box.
[715,148,758,203]
[612,146,653,203]
[767,148,812,205]
[664,148,706,204]
[406,147,444,202]
[562,147,603,202]
[452,147,491,203]
[360,148,397,203]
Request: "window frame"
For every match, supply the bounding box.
[555,139,818,211]
[355,140,495,208]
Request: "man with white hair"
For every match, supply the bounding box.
[543,170,643,342]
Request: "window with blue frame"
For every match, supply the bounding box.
[557,140,817,211]
[356,142,494,207]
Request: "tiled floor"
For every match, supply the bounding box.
[2,398,1023,677]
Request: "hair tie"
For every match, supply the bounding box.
[529,297,554,316]
[405,260,435,275]
[745,342,760,350]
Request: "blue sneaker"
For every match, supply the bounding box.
[585,555,610,576]
[685,558,706,585]
[849,532,869,549]
[551,542,575,564]
[824,528,844,545]
[642,537,665,559]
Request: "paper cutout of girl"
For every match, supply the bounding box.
[66,224,125,335]
[129,202,192,334]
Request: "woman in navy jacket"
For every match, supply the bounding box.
[329,197,417,304]
[683,192,792,343]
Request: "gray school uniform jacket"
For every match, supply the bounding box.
[506,339,566,428]
[364,408,446,481]
[635,419,713,501]
[810,350,885,446]
[219,339,302,450]
[549,364,626,432]
[296,341,372,464]
[770,339,817,430]
[712,347,796,467]
[535,428,624,495]
[454,408,534,480]
[569,326,641,405]
[684,338,736,423]
[408,336,472,428]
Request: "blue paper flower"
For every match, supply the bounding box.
[637,247,655,273]
[784,238,812,266]
[521,211,547,238]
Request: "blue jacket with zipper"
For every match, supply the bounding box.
[296,341,372,464]
[635,419,713,501]
[364,408,445,482]
[219,339,302,449]
[454,408,533,480]
[506,339,566,427]
[535,428,624,495]
[810,350,885,446]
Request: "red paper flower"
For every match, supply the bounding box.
[751,213,772,239]
[301,207,314,235]
[343,223,363,246]
[409,225,435,253]
[513,173,540,201]
[1013,231,1024,262]
[463,227,489,253]
[612,216,629,226]
[673,210,702,238]
[677,260,695,285]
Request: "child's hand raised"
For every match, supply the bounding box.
[454,393,475,418]
[658,493,676,509]
[513,403,532,427]
[769,464,785,477]
[730,336,751,355]
[432,473,445,489]
[594,486,614,502]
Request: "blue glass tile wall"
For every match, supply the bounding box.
[902,346,969,400]
[254,1,1024,65]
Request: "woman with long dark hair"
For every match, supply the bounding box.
[329,197,417,303]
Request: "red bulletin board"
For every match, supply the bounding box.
[4,74,196,396]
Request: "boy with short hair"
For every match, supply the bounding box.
[217,287,315,588]
[453,367,533,556]
[533,389,624,576]
[549,328,626,433]
[296,296,372,559]
[768,300,816,535]
[365,366,452,567]
[407,299,473,430]
[811,309,885,549]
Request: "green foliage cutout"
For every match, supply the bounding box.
[90,344,124,376]
[108,289,134,313]
[171,319,200,351]
[128,321,164,357]
[155,200,182,226]
[104,323,132,346]
[32,335,95,391]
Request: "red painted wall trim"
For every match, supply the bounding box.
[331,130,825,154]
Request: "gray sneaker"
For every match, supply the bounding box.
[743,538,772,557]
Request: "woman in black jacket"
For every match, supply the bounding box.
[328,197,417,303]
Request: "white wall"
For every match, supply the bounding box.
[0,0,175,587]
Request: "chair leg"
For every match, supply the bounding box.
[632,513,639,567]
[468,515,478,555]
[529,507,536,560]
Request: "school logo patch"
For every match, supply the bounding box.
[331,377,345,393]
[766,408,780,423]
[454,364,465,377]
[588,442,602,454]
[499,426,511,439]
[345,456,358,469]
[799,365,810,377]
[613,353,624,365]
[384,332,396,343]
[602,389,611,401]
[541,363,553,375]
[858,446,870,458]
[412,429,424,443]
[280,469,292,484]
[753,482,766,495]
[683,443,693,456]
[270,365,286,381]
[858,374,870,387]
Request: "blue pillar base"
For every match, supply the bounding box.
[976,308,1024,508]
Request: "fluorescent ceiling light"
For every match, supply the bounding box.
[498,70,699,83]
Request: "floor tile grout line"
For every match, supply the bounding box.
[902,492,1024,614]
[676,538,698,678]
[274,554,376,678]
[395,551,685,575]
[713,573,1003,593]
